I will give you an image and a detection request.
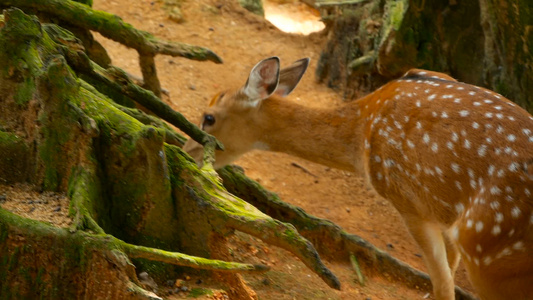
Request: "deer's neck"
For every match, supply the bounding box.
[256,96,365,173]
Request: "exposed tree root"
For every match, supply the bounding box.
[0,0,223,63]
[123,242,270,273]
[57,38,223,150]
[115,105,187,147]
[1,208,272,275]
[0,7,339,297]
[0,0,222,97]
[175,151,341,289]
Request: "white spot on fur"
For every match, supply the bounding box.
[455,203,465,214]
[475,221,484,232]
[491,225,501,236]
[478,145,487,157]
[451,163,461,173]
[423,133,430,144]
[513,241,525,251]
[495,212,504,223]
[466,219,473,229]
[511,206,521,218]
[455,181,462,191]
[431,143,438,152]
[490,186,502,195]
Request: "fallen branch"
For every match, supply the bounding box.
[291,162,318,178]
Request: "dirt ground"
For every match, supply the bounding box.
[0,0,477,299]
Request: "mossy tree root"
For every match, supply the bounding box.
[115,105,187,147]
[218,166,477,300]
[176,159,341,290]
[47,25,222,151]
[0,207,161,300]
[0,7,339,296]
[0,0,222,97]
[97,64,224,151]
[68,167,105,234]
[0,207,269,299]
[123,242,270,274]
[138,53,162,98]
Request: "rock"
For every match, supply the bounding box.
[168,7,185,23]
[138,271,158,292]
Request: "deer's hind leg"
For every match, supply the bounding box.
[403,216,455,300]
[443,229,461,277]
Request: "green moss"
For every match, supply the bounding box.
[237,0,264,16]
[0,131,21,144]
[388,0,406,31]
[35,267,46,291]
[283,229,298,240]
[0,222,7,244]
[8,246,20,271]
[76,84,186,251]
[0,208,141,298]
[73,0,94,7]
[0,257,7,292]
[18,266,32,285]
[165,144,194,188]
[0,9,44,90]
[14,77,36,105]
[188,288,214,297]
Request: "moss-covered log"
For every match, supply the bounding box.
[317,0,533,112]
[0,7,339,299]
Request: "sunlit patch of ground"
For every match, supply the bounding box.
[263,0,325,35]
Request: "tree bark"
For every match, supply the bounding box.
[316,0,533,111]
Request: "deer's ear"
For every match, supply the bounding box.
[275,58,309,97]
[243,57,280,102]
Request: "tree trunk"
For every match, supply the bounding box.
[316,0,533,111]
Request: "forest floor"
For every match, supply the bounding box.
[0,0,476,299]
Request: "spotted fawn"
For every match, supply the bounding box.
[184,57,533,300]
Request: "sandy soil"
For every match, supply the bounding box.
[0,0,477,299]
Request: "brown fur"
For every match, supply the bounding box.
[184,58,533,300]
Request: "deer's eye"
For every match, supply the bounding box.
[203,114,216,128]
